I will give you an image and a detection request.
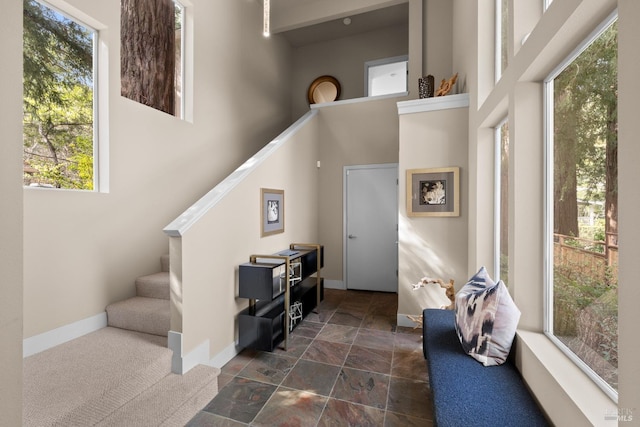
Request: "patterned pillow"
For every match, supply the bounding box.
[454,267,521,366]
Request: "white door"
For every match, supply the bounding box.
[344,164,398,292]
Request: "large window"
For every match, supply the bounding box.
[495,119,509,284]
[23,0,97,190]
[545,14,618,398]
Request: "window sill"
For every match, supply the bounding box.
[515,330,617,426]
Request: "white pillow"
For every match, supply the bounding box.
[454,267,521,366]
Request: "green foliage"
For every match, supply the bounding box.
[554,22,617,235]
[553,261,618,378]
[552,23,618,391]
[23,0,94,190]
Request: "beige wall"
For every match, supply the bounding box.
[0,0,24,423]
[316,98,402,283]
[289,0,451,120]
[175,115,321,357]
[291,23,409,119]
[21,0,293,339]
[424,0,454,86]
[397,103,469,318]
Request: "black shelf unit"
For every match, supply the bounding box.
[238,244,324,351]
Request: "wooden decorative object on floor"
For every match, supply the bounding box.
[407,277,455,328]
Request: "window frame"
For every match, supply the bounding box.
[543,9,619,402]
[174,0,185,119]
[495,0,508,82]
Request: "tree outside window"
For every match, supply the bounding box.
[23,0,96,190]
[120,0,185,118]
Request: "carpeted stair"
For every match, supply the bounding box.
[23,255,220,426]
[106,254,171,337]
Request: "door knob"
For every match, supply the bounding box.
[348,234,357,239]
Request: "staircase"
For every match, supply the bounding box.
[23,255,219,426]
[106,254,171,337]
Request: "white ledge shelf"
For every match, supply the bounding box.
[310,91,409,109]
[397,93,469,115]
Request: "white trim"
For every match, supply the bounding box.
[495,0,503,82]
[517,330,617,424]
[163,109,317,237]
[23,312,107,358]
[545,10,619,82]
[323,279,345,290]
[168,331,183,374]
[168,330,210,374]
[311,91,408,110]
[208,341,241,369]
[396,93,469,115]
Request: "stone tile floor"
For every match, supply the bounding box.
[186,289,434,426]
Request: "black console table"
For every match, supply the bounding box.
[238,243,323,351]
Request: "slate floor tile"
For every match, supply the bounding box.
[331,367,390,409]
[251,388,327,427]
[202,377,276,424]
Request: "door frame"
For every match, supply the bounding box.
[343,163,399,290]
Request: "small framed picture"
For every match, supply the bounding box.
[261,188,284,237]
[407,167,460,217]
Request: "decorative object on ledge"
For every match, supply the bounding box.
[435,73,458,96]
[307,75,341,104]
[261,188,284,237]
[406,277,455,328]
[407,167,460,217]
[418,75,435,98]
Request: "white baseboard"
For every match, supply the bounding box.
[324,279,345,290]
[208,341,241,369]
[23,312,108,358]
[397,313,420,329]
[168,331,210,375]
[170,338,239,372]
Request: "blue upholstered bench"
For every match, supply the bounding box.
[422,308,548,427]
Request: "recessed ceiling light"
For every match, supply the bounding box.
[343,17,352,26]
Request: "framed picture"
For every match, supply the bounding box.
[261,188,284,237]
[406,167,460,217]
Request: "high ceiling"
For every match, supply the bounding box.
[276,3,409,48]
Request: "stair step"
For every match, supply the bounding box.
[161,253,170,273]
[95,364,219,426]
[107,296,170,337]
[24,327,172,427]
[136,271,170,300]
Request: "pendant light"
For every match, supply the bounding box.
[263,0,270,37]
